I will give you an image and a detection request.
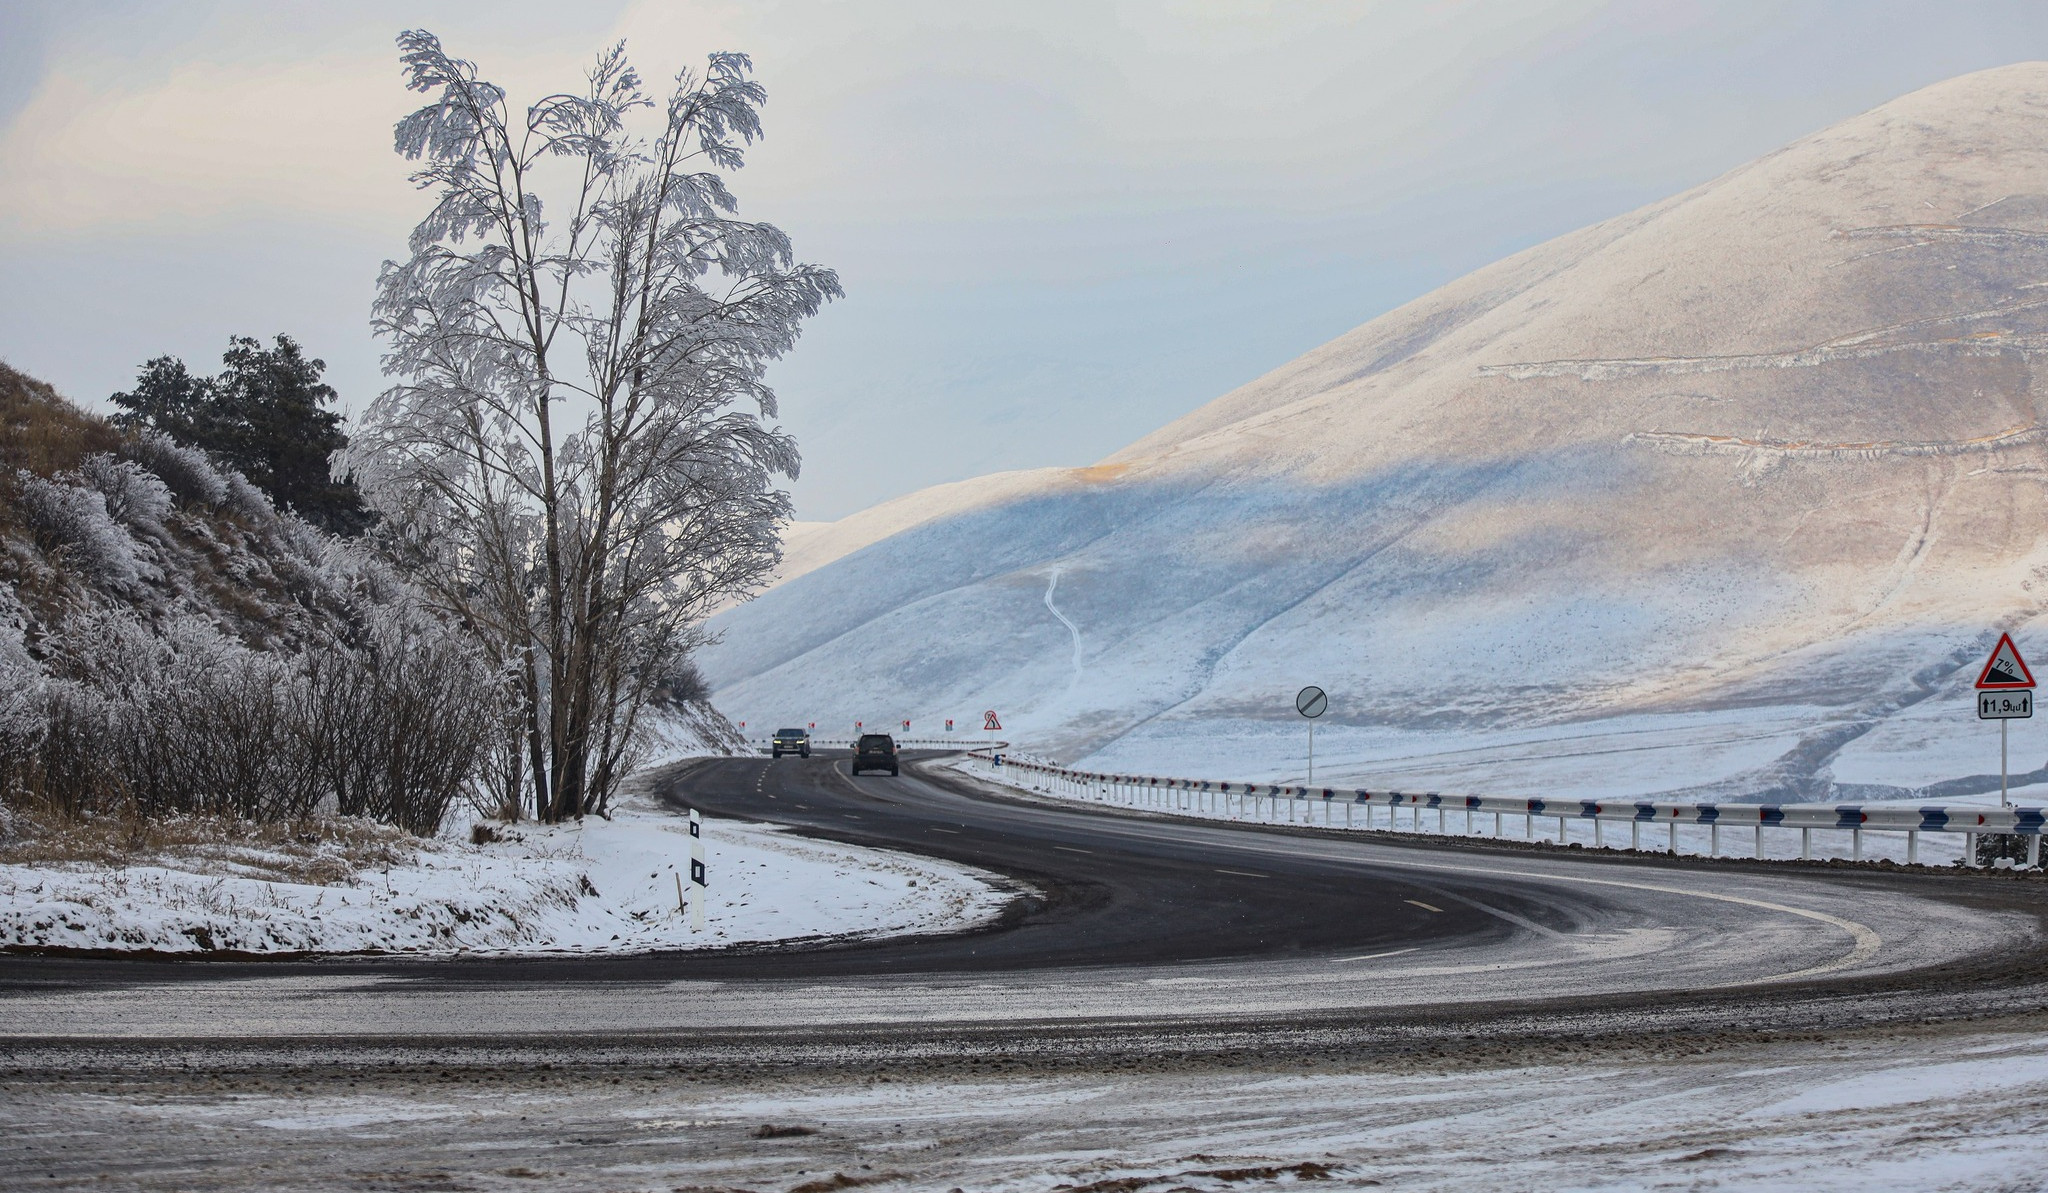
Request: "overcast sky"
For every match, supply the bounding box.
[4,1,2048,519]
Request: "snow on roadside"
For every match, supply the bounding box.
[0,769,1013,956]
[948,753,1989,868]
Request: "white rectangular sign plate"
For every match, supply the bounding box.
[1979,690,2033,719]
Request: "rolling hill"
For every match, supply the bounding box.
[702,63,2048,803]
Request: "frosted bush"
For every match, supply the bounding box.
[73,454,173,529]
[11,470,143,590]
[221,469,274,522]
[0,622,47,781]
[125,431,228,507]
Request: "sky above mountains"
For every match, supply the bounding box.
[6,1,2048,519]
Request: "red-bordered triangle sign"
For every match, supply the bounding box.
[983,710,1002,731]
[1977,633,2036,689]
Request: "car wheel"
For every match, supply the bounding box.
[890,767,899,776]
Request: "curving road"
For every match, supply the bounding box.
[0,750,2042,1046]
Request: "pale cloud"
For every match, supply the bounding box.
[0,1,1618,242]
[0,53,403,239]
[4,1,2048,520]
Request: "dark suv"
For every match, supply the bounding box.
[850,733,898,776]
[771,727,810,758]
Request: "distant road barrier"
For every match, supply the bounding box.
[961,749,2039,869]
[750,738,971,751]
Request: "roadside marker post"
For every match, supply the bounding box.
[687,808,706,932]
[983,709,1002,768]
[1296,686,1327,784]
[1976,632,2036,814]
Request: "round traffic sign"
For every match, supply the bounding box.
[1296,686,1327,719]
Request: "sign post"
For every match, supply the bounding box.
[983,709,1002,767]
[687,808,706,932]
[1975,633,2035,808]
[1296,686,1327,784]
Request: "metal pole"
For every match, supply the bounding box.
[1907,829,1918,865]
[1308,721,1314,786]
[1711,823,1720,857]
[2003,717,2010,808]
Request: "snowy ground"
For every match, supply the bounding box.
[955,754,2006,869]
[0,771,1011,956]
[1075,702,2048,803]
[12,1018,2048,1189]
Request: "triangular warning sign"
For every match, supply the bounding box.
[983,711,1002,731]
[1977,632,2036,689]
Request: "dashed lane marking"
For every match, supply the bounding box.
[1054,846,1092,854]
[1214,868,1268,878]
[1404,899,1444,913]
[929,827,960,834]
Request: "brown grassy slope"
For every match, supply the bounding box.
[0,362,121,475]
[0,360,368,658]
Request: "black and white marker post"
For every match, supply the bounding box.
[1296,686,1327,784]
[687,808,707,933]
[1975,632,2036,809]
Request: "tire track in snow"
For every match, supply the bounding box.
[1044,568,1084,687]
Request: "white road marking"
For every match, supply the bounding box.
[1055,846,1092,854]
[1404,899,1444,913]
[1214,868,1268,878]
[1334,947,1421,963]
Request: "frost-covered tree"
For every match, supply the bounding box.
[354,30,837,822]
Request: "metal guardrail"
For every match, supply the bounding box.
[965,749,2042,869]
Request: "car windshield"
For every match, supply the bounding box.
[775,729,804,737]
[858,735,891,749]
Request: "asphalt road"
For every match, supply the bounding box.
[0,750,2042,1045]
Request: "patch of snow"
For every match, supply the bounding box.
[0,766,1010,956]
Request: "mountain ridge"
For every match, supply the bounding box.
[706,62,2048,801]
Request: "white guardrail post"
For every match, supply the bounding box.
[961,747,2046,869]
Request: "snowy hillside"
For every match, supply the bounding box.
[705,63,2048,803]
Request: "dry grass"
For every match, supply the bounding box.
[0,805,419,886]
[0,361,120,480]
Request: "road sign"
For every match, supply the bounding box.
[903,719,911,731]
[808,722,815,729]
[1978,633,2036,689]
[1295,687,1327,783]
[945,719,954,732]
[1981,690,2034,720]
[1974,635,2034,810]
[984,710,1002,731]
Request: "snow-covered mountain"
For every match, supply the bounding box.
[703,63,2048,803]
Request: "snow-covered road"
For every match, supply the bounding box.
[9,1014,2048,1191]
